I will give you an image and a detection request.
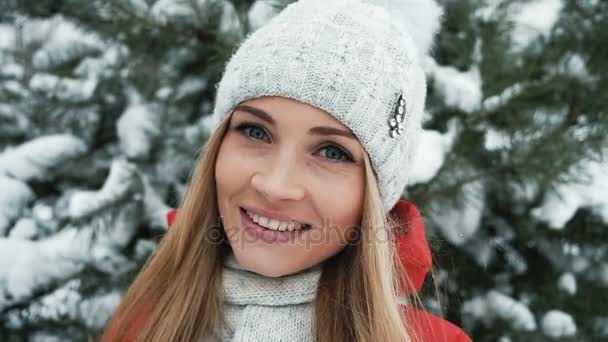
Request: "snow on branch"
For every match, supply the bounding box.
[532,156,608,229]
[29,16,105,70]
[0,177,35,236]
[65,159,142,220]
[116,86,163,160]
[424,57,482,114]
[0,227,94,312]
[462,290,537,332]
[0,134,87,182]
[3,275,121,333]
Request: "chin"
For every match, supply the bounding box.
[236,254,300,277]
[247,260,296,278]
[255,267,291,278]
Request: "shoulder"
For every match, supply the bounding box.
[402,306,473,342]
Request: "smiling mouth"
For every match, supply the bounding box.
[239,207,313,232]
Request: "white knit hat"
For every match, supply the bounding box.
[211,0,443,212]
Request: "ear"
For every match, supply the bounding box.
[166,208,178,229]
[390,199,432,294]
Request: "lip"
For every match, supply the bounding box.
[241,205,310,226]
[240,207,310,243]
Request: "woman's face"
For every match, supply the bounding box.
[215,96,366,277]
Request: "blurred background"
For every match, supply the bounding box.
[0,0,606,341]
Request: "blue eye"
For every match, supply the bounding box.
[234,122,354,163]
[319,145,354,162]
[236,123,270,142]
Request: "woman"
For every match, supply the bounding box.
[103,0,472,340]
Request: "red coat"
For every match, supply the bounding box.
[107,200,472,341]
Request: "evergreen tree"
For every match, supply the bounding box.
[0,0,606,340]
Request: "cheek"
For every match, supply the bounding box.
[215,141,247,201]
[312,180,364,248]
[315,175,365,225]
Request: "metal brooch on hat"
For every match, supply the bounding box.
[389,93,406,138]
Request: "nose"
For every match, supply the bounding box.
[250,153,306,202]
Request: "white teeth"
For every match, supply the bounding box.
[278,221,288,231]
[258,216,269,226]
[245,210,307,231]
[268,219,280,230]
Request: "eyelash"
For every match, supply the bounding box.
[234,122,355,163]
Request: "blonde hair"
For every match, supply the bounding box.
[102,112,423,342]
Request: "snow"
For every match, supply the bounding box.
[0,24,16,49]
[142,175,171,230]
[218,1,242,36]
[91,244,137,275]
[474,0,563,52]
[155,86,173,100]
[487,291,537,331]
[0,62,25,79]
[8,217,39,240]
[151,0,199,26]
[78,291,122,330]
[117,90,162,159]
[557,272,577,295]
[484,128,512,151]
[152,0,242,35]
[369,0,443,59]
[429,180,485,246]
[4,278,122,331]
[5,279,83,329]
[0,160,142,311]
[33,202,54,222]
[532,156,608,229]
[0,177,35,236]
[67,159,140,220]
[558,53,592,81]
[29,73,98,102]
[248,0,280,31]
[425,57,482,113]
[126,0,150,18]
[541,310,577,338]
[32,201,58,234]
[4,79,28,97]
[74,45,129,80]
[463,291,537,331]
[174,77,207,100]
[509,0,564,52]
[134,239,158,261]
[0,134,88,182]
[482,83,524,112]
[31,16,103,70]
[474,0,506,22]
[409,119,459,185]
[0,227,93,311]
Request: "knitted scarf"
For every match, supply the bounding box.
[218,252,323,341]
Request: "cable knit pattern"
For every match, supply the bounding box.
[211,0,430,212]
[220,253,322,341]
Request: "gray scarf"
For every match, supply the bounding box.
[218,252,323,341]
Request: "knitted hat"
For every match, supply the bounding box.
[211,0,443,212]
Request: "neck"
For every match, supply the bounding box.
[222,250,323,306]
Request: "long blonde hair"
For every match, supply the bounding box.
[102,111,422,341]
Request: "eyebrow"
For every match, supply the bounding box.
[234,105,358,140]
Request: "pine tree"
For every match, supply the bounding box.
[0,0,606,340]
